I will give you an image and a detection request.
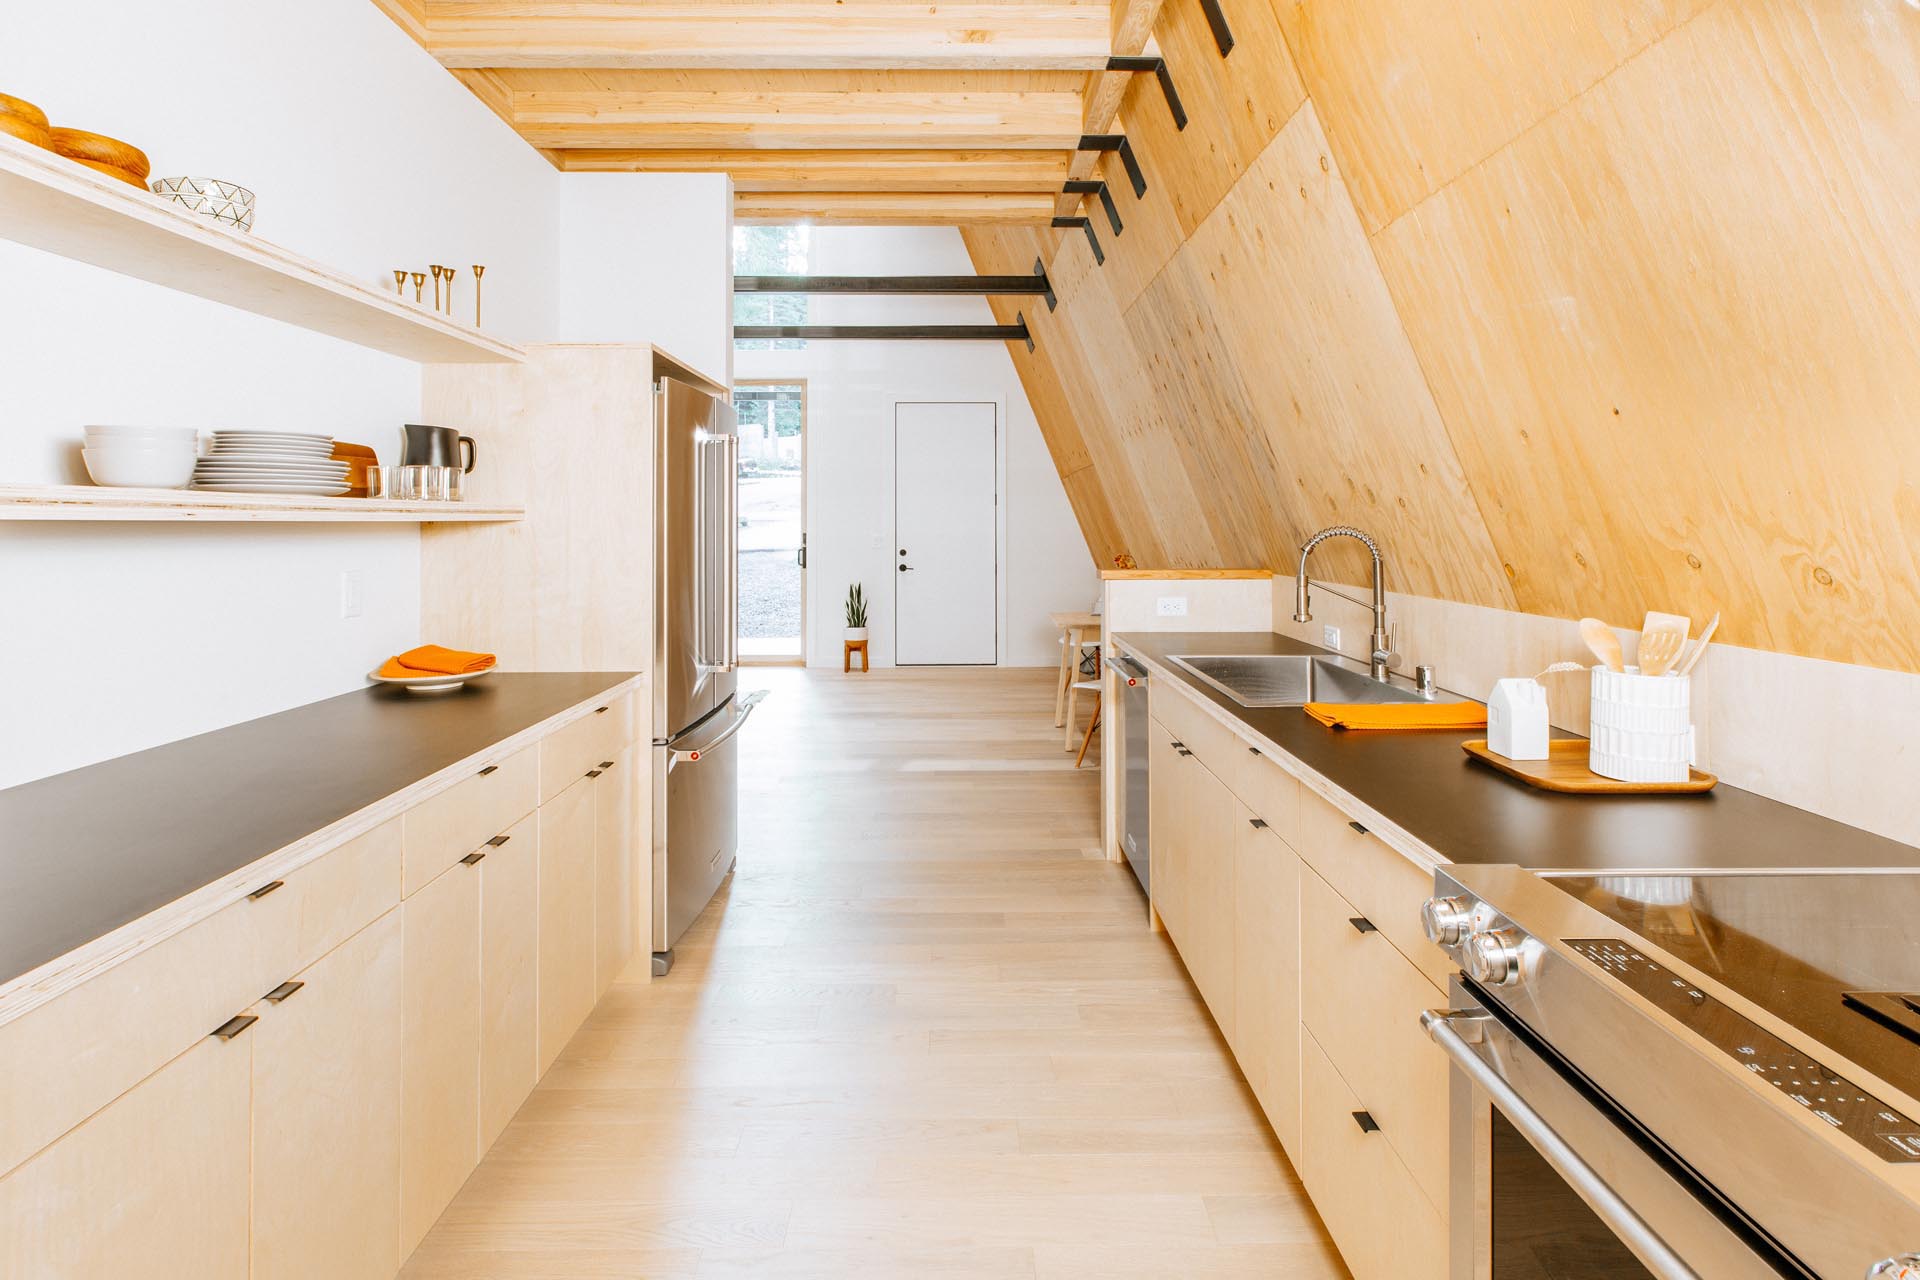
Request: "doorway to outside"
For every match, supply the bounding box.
[895,401,998,666]
[735,380,806,663]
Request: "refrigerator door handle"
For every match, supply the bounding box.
[668,690,766,770]
[692,427,709,672]
[724,432,740,673]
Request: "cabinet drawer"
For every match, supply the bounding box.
[1234,747,1300,848]
[402,744,537,895]
[1301,867,1449,1212]
[1296,787,1453,988]
[1301,1029,1445,1280]
[540,692,637,802]
[0,820,399,1179]
[1149,680,1240,780]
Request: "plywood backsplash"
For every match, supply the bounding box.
[965,0,1920,673]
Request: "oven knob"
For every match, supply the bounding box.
[1867,1256,1920,1279]
[1465,928,1528,987]
[1420,896,1474,948]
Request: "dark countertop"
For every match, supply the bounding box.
[0,672,637,990]
[1115,631,1920,876]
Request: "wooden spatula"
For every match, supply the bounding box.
[1637,611,1691,677]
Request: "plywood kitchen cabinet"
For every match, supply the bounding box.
[1146,699,1237,1040]
[0,1034,251,1277]
[251,909,405,1280]
[538,770,600,1073]
[595,747,641,996]
[479,810,541,1149]
[1232,800,1303,1161]
[1147,716,1187,936]
[400,858,484,1256]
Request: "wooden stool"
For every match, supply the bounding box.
[1049,610,1102,729]
[1072,678,1102,768]
[843,638,870,673]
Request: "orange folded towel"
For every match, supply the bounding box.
[1303,701,1487,732]
[378,644,497,679]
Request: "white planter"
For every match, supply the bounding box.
[845,627,868,642]
[1589,666,1694,783]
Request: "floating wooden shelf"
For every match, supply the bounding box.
[0,485,525,524]
[0,135,524,365]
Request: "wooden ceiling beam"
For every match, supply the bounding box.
[419,3,1113,70]
[511,89,1086,150]
[1056,0,1164,217]
[734,192,1057,225]
[554,148,1072,192]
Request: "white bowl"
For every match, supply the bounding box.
[82,445,198,489]
[84,424,200,444]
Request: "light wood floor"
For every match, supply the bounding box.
[402,666,1347,1278]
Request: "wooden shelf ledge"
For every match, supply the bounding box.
[0,485,524,523]
[1101,568,1274,580]
[0,135,524,365]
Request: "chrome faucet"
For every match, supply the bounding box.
[1293,526,1396,682]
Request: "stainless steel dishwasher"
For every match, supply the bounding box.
[1115,655,1150,893]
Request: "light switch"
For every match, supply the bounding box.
[1156,596,1188,618]
[339,569,365,619]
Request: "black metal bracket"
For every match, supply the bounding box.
[734,274,1052,295]
[1014,312,1035,353]
[1106,55,1189,131]
[732,324,1031,342]
[1063,180,1123,237]
[1078,134,1146,199]
[1197,0,1235,56]
[1034,258,1057,312]
[1051,216,1105,266]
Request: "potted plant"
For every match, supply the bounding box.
[844,583,869,642]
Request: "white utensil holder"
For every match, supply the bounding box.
[1589,666,1694,783]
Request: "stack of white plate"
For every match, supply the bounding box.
[192,431,349,496]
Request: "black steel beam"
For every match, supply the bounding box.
[733,324,1031,342]
[1197,0,1235,56]
[1051,216,1105,266]
[1063,179,1123,237]
[1106,56,1189,131]
[1078,134,1147,199]
[1015,312,1036,353]
[1034,257,1057,312]
[734,274,1052,295]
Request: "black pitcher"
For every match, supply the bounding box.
[401,423,476,473]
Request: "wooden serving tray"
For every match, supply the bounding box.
[1462,738,1716,794]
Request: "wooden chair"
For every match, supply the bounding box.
[1069,648,1101,766]
[1049,610,1102,728]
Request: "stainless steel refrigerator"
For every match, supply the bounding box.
[650,375,760,974]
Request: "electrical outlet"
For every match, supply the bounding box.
[1156,596,1189,618]
[1322,624,1342,650]
[339,569,364,619]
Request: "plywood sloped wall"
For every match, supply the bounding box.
[967,0,1920,672]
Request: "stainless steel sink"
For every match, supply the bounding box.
[1168,653,1425,708]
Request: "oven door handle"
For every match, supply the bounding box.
[1422,1009,1703,1280]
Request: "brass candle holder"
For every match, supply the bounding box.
[392,269,406,296]
[410,271,425,303]
[472,265,486,327]
[430,265,444,311]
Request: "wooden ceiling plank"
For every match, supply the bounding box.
[734,191,1058,225]
[421,3,1113,70]
[511,88,1085,150]
[555,148,1071,192]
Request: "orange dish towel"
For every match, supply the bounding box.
[377,644,497,679]
[1304,701,1487,732]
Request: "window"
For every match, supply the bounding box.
[733,225,810,350]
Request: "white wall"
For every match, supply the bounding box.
[0,0,561,787]
[734,227,1094,668]
[555,173,735,384]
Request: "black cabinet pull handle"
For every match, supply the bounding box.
[485,834,511,846]
[1352,1110,1381,1134]
[598,760,615,769]
[1248,818,1268,830]
[1349,916,1378,934]
[1347,820,1369,836]
[1169,740,1185,749]
[1247,746,1261,756]
[586,768,604,778]
[212,1014,258,1041]
[478,764,498,776]
[247,880,284,901]
[594,705,609,714]
[461,851,487,866]
[263,980,304,1004]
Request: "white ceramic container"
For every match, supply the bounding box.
[1589,665,1694,783]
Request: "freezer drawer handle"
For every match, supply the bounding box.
[669,690,768,769]
[1422,1010,1701,1280]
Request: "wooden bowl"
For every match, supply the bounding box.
[0,93,48,128]
[70,157,147,189]
[0,113,51,150]
[49,127,149,180]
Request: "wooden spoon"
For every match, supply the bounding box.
[1675,611,1721,676]
[1579,618,1624,673]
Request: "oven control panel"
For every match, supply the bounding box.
[1567,938,1920,1163]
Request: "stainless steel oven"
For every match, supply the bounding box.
[1422,865,1920,1280]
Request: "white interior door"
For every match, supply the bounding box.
[895,402,997,665]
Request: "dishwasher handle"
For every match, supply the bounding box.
[1114,656,1150,688]
[1422,1009,1702,1280]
